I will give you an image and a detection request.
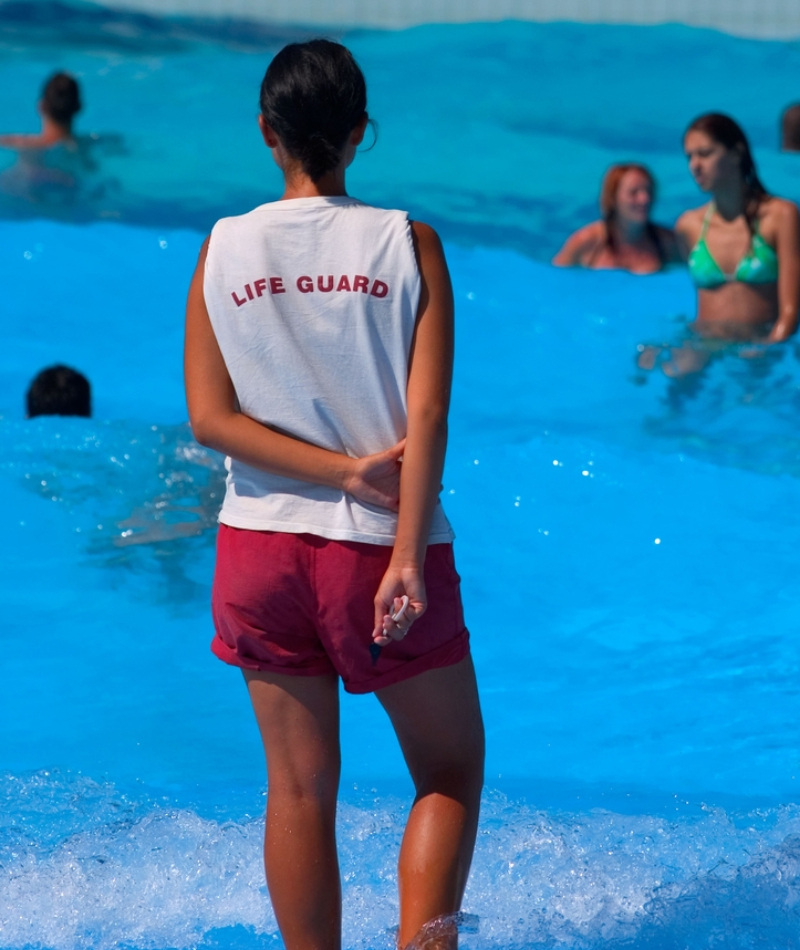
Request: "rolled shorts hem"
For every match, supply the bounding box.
[211,627,470,693]
[343,629,470,694]
[210,635,335,678]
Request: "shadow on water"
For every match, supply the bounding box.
[638,341,800,477]
[0,418,224,608]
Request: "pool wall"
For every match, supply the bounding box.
[85,0,800,38]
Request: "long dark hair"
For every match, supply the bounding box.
[598,162,664,263]
[259,40,367,182]
[685,113,769,234]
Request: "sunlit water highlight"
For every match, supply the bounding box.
[2,8,800,949]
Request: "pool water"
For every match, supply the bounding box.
[2,7,800,949]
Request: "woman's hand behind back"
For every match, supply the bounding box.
[343,439,405,511]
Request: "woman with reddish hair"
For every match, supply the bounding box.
[553,163,679,273]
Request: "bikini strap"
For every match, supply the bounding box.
[699,202,714,239]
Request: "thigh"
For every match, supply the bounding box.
[376,656,484,785]
[245,670,341,795]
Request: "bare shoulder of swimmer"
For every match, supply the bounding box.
[675,207,704,239]
[552,221,604,266]
[672,209,703,261]
[0,132,50,150]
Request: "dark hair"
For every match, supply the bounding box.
[685,112,768,234]
[781,103,800,152]
[42,72,81,127]
[27,365,91,418]
[259,39,367,182]
[597,162,664,263]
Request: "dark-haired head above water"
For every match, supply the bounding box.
[27,365,91,418]
[41,72,81,130]
[258,39,368,183]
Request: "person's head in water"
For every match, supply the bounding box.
[781,104,800,152]
[683,112,768,231]
[27,365,91,418]
[258,40,369,184]
[40,72,81,132]
[600,163,656,240]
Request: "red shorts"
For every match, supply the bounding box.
[211,526,469,694]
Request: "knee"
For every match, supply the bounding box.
[414,743,484,807]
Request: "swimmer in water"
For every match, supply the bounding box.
[0,72,81,151]
[184,40,483,950]
[640,113,800,377]
[553,163,680,274]
[0,72,86,198]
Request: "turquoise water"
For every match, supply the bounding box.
[3,8,800,949]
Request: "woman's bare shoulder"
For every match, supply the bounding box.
[552,221,604,266]
[763,195,799,224]
[676,204,707,228]
[570,220,605,243]
[674,205,707,244]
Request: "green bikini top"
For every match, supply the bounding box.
[688,203,778,289]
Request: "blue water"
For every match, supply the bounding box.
[3,8,800,949]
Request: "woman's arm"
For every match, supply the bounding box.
[372,221,454,643]
[0,133,49,149]
[184,238,404,510]
[769,200,800,343]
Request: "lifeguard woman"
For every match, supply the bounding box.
[184,40,484,950]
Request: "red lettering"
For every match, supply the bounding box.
[245,284,254,300]
[336,275,351,292]
[297,276,314,293]
[370,279,389,298]
[353,275,369,293]
[254,278,267,297]
[231,290,247,307]
[317,275,334,292]
[269,277,285,295]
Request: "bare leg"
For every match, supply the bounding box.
[244,670,342,950]
[376,657,485,949]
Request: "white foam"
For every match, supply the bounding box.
[3,774,800,949]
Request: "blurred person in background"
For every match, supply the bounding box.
[0,72,87,199]
[0,72,81,151]
[553,163,679,273]
[641,113,800,377]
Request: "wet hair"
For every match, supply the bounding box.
[27,365,91,418]
[685,113,769,234]
[598,163,664,262]
[41,72,81,127]
[781,103,800,152]
[259,39,367,182]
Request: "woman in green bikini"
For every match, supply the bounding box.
[641,113,800,376]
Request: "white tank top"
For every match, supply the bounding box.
[203,195,454,546]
